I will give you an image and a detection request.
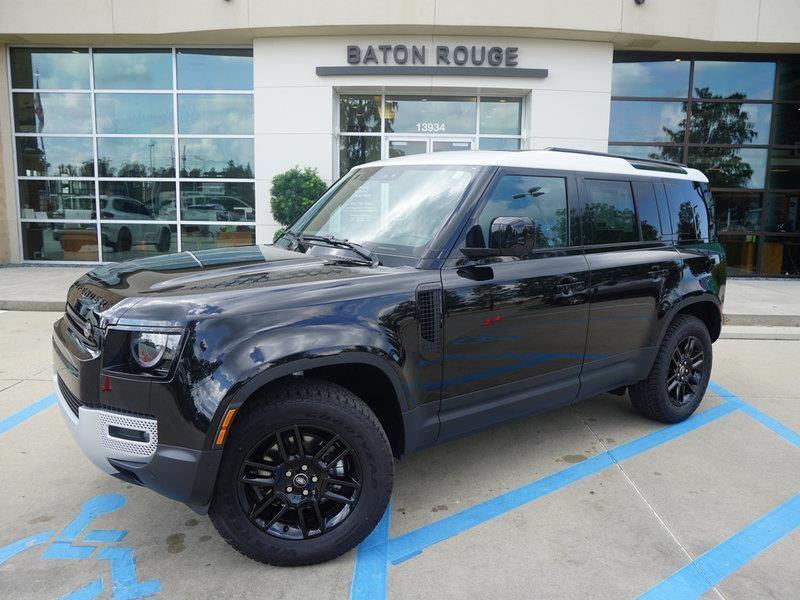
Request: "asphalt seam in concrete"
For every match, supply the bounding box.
[572,403,727,600]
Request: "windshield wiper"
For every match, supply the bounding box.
[299,235,379,266]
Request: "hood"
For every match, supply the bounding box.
[68,245,399,326]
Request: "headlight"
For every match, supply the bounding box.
[129,331,182,373]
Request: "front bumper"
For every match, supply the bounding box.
[55,373,222,513]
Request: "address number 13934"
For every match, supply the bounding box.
[416,122,446,133]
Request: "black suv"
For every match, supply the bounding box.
[53,148,725,566]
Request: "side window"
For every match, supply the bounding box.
[631,181,663,241]
[472,174,569,250]
[582,179,638,244]
[664,180,710,241]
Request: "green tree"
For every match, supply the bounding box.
[654,86,757,188]
[269,167,328,227]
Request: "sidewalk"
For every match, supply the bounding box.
[0,264,797,327]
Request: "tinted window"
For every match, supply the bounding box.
[609,101,686,143]
[612,59,690,97]
[178,94,254,134]
[582,180,638,244]
[474,175,568,250]
[632,182,663,241]
[385,96,476,134]
[692,61,775,100]
[340,95,382,133]
[93,49,172,89]
[10,48,89,89]
[664,180,711,241]
[95,93,174,134]
[176,49,253,90]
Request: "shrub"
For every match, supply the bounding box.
[269,167,327,227]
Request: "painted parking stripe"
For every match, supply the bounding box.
[638,492,800,599]
[385,400,737,565]
[0,393,56,435]
[708,381,800,448]
[350,503,392,600]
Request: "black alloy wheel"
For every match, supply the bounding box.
[629,314,713,424]
[209,379,393,566]
[238,425,362,540]
[666,335,705,407]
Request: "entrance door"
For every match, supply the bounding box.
[385,137,475,159]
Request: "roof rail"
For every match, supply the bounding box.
[544,147,688,169]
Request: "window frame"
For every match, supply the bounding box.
[8,44,255,264]
[447,167,580,262]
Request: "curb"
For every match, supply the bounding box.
[723,314,800,327]
[0,300,65,312]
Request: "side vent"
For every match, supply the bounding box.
[416,285,443,353]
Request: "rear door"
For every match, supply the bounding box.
[578,176,681,398]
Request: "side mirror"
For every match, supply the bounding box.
[460,216,536,259]
[489,216,536,256]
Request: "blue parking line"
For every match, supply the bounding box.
[0,393,56,435]
[385,400,737,564]
[639,492,800,599]
[708,381,800,448]
[350,504,392,600]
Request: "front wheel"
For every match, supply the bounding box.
[629,314,713,423]
[209,379,393,566]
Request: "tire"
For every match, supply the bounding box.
[629,314,713,424]
[209,379,394,566]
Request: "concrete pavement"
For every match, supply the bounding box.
[0,310,798,599]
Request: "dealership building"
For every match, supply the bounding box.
[1,0,800,276]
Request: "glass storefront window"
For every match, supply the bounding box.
[687,147,767,189]
[768,149,800,189]
[718,233,760,276]
[763,193,800,233]
[385,96,477,134]
[19,180,95,220]
[13,92,91,134]
[480,98,521,135]
[177,49,253,90]
[180,182,255,221]
[688,103,772,145]
[693,61,775,100]
[10,48,90,90]
[776,61,800,101]
[180,225,255,251]
[763,236,800,275]
[713,191,763,233]
[773,104,800,146]
[101,223,177,261]
[16,137,94,177]
[11,46,255,263]
[610,101,686,143]
[478,138,520,151]
[179,138,254,178]
[22,222,99,261]
[99,181,177,221]
[97,138,175,178]
[340,95,382,133]
[611,59,690,98]
[178,94,254,134]
[95,93,173,134]
[339,136,381,176]
[93,49,172,89]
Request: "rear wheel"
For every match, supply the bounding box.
[209,379,393,566]
[629,314,712,423]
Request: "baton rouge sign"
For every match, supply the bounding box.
[315,44,548,78]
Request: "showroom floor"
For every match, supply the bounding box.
[0,310,797,599]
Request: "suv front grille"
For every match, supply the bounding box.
[65,303,99,349]
[58,375,83,417]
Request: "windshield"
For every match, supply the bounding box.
[288,165,481,257]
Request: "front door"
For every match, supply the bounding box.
[438,168,590,442]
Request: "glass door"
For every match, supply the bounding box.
[387,138,428,158]
[432,139,474,153]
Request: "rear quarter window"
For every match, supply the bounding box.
[664,180,711,242]
[582,179,638,245]
[631,181,663,241]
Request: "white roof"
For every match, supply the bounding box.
[356,149,708,183]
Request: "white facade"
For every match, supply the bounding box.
[252,36,613,241]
